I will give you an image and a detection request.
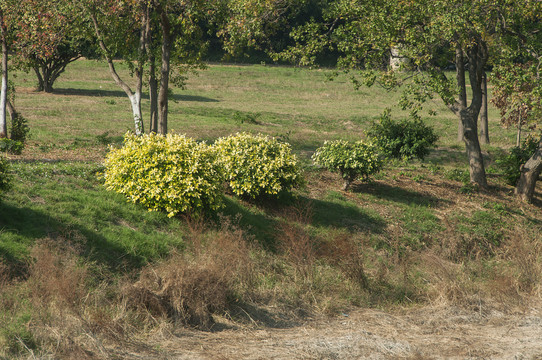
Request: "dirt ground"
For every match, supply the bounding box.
[111,305,542,359]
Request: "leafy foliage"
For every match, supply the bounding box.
[0,139,24,155]
[214,132,302,198]
[9,112,29,144]
[312,139,382,190]
[103,133,224,217]
[495,136,540,186]
[368,111,438,160]
[0,156,11,198]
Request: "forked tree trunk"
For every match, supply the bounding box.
[158,5,171,135]
[479,72,489,144]
[33,56,80,93]
[0,9,7,138]
[515,139,542,202]
[89,10,144,135]
[450,41,488,188]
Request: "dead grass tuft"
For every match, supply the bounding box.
[277,204,316,277]
[28,240,89,310]
[317,231,369,290]
[124,216,254,329]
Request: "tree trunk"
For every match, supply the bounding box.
[515,139,542,202]
[149,61,158,133]
[479,72,489,144]
[449,40,488,188]
[461,108,488,188]
[89,10,144,135]
[144,3,158,133]
[456,45,467,143]
[158,6,171,135]
[34,66,45,92]
[517,121,522,147]
[464,42,488,188]
[0,9,7,138]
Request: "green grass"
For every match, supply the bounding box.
[1,161,186,271]
[11,60,518,158]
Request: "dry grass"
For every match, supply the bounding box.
[124,216,254,329]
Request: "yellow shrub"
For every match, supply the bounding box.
[104,133,224,217]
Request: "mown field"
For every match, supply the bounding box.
[1,60,541,359]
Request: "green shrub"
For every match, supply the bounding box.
[103,133,224,217]
[368,112,438,160]
[10,112,29,144]
[494,136,539,186]
[0,157,11,198]
[0,138,24,155]
[214,132,302,199]
[312,139,382,191]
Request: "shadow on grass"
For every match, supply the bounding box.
[297,195,386,233]
[427,147,493,167]
[52,88,219,103]
[0,203,148,275]
[221,193,386,251]
[352,181,449,208]
[221,197,280,250]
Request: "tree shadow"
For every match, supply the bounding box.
[352,181,449,208]
[52,88,219,102]
[296,195,386,233]
[221,193,386,251]
[221,197,280,250]
[427,147,493,167]
[0,203,148,275]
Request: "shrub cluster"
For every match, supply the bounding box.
[214,132,302,198]
[495,136,540,186]
[368,112,438,160]
[104,133,224,217]
[312,139,382,190]
[104,132,302,216]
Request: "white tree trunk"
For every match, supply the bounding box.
[129,93,143,136]
[0,9,7,138]
[0,58,7,138]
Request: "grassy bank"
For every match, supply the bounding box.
[0,60,540,358]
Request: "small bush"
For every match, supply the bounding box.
[10,112,30,144]
[312,139,382,190]
[494,136,539,186]
[104,133,224,217]
[0,157,11,198]
[368,112,438,160]
[214,132,302,199]
[0,138,24,155]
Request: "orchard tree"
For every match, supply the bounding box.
[85,0,147,135]
[492,0,542,202]
[13,0,94,93]
[0,0,21,139]
[83,0,212,135]
[277,0,515,188]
